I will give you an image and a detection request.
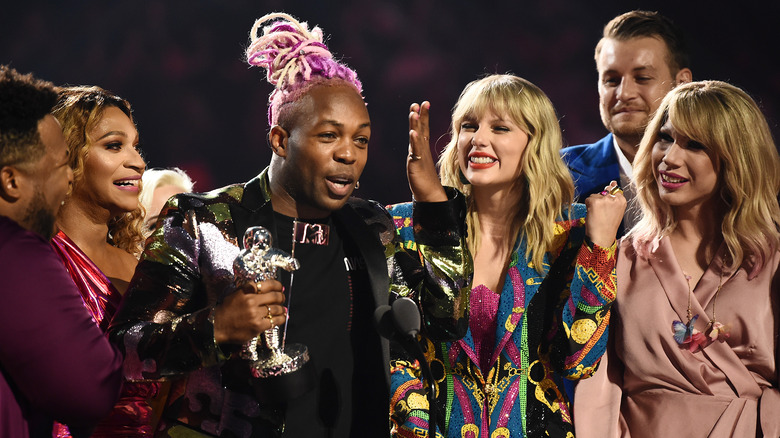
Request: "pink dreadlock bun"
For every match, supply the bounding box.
[246,12,363,126]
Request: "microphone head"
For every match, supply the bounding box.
[392,297,421,338]
[374,304,396,340]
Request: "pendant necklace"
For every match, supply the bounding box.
[281,218,298,351]
[672,268,730,351]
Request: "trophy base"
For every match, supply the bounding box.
[251,343,316,405]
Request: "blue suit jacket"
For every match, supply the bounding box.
[561,132,628,242]
[561,133,620,201]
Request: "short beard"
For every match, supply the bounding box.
[602,112,649,148]
[21,188,56,240]
[611,123,646,146]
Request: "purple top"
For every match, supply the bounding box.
[0,216,123,438]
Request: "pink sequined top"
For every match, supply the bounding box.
[50,231,159,437]
[469,284,501,372]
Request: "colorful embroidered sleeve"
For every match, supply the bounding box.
[108,193,232,380]
[553,203,617,379]
[390,357,445,438]
[387,187,473,341]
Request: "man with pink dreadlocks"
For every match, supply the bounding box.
[109,12,471,438]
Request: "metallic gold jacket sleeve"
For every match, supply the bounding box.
[387,187,473,341]
[108,196,227,380]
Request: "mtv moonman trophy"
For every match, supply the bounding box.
[233,226,315,404]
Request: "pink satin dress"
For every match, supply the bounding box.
[51,231,161,437]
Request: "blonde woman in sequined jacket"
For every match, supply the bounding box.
[389,74,626,438]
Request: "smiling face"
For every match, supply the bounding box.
[597,37,682,152]
[71,106,145,216]
[456,109,529,189]
[269,84,370,218]
[652,119,720,213]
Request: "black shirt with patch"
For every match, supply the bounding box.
[273,212,387,438]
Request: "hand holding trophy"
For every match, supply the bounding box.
[233,226,315,404]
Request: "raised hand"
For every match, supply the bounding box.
[584,181,627,248]
[407,101,447,202]
[213,279,287,344]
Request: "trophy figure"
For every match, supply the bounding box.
[233,226,314,404]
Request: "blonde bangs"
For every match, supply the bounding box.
[438,75,574,271]
[631,81,780,274]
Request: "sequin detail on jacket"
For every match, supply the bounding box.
[108,168,472,437]
[389,203,616,438]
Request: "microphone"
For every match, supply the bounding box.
[375,297,421,341]
[374,304,396,340]
[375,297,437,437]
[394,296,421,337]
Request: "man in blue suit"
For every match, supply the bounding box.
[562,11,692,233]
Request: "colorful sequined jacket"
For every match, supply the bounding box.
[108,168,472,437]
[389,203,617,438]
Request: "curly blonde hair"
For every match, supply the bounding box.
[631,80,780,277]
[52,86,146,257]
[438,74,574,271]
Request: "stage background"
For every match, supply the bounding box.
[3,0,777,204]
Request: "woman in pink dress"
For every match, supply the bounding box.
[50,86,161,437]
[574,81,780,437]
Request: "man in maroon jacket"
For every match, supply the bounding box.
[0,65,124,438]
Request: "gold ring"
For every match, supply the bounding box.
[609,185,622,195]
[410,154,422,161]
[265,305,273,320]
[257,282,262,293]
